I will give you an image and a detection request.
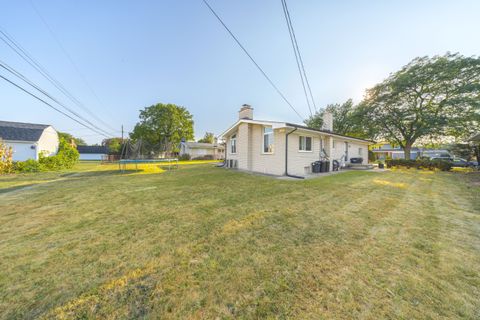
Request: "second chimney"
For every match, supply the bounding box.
[238,104,253,120]
[322,111,333,132]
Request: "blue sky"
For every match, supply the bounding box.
[1,0,479,143]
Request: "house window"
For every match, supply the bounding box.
[332,140,336,149]
[359,147,363,156]
[263,127,274,153]
[299,136,312,151]
[230,134,237,154]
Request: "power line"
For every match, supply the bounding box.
[28,0,119,133]
[0,28,118,135]
[281,0,317,113]
[281,0,312,117]
[201,0,304,121]
[0,73,110,138]
[0,60,113,138]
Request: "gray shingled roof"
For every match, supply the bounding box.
[76,145,108,154]
[0,120,50,142]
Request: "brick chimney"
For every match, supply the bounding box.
[238,104,253,120]
[322,111,333,132]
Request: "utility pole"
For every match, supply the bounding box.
[121,125,124,142]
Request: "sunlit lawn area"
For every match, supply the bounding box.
[0,163,479,319]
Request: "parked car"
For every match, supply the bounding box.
[452,158,478,168]
[430,156,453,162]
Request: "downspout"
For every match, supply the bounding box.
[285,127,304,179]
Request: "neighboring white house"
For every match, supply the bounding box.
[76,145,108,161]
[179,141,225,160]
[0,120,59,161]
[220,105,372,177]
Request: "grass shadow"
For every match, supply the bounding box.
[64,170,137,178]
[0,183,37,194]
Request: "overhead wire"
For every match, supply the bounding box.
[0,28,119,135]
[281,0,317,113]
[0,60,113,138]
[201,0,304,121]
[28,0,119,133]
[0,73,110,138]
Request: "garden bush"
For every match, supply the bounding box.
[0,139,14,174]
[193,155,214,160]
[178,153,191,161]
[14,138,79,173]
[385,158,452,171]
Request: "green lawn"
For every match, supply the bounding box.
[0,163,479,319]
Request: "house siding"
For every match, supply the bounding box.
[224,121,370,176]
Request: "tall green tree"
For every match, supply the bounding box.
[360,53,480,159]
[102,138,123,155]
[198,132,215,144]
[130,103,194,155]
[58,132,86,146]
[304,99,369,138]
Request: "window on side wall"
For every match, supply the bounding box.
[359,147,363,156]
[299,136,312,151]
[263,127,274,153]
[230,134,237,154]
[332,140,336,149]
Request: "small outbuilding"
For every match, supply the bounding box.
[179,141,225,160]
[0,120,59,161]
[76,145,108,161]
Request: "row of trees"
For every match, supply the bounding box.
[103,53,478,160]
[305,53,480,160]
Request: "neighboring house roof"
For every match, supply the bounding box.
[0,120,50,142]
[76,145,108,154]
[220,119,372,143]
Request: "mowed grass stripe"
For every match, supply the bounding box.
[0,164,478,319]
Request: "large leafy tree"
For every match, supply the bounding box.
[361,53,480,159]
[197,132,215,144]
[130,103,194,155]
[102,138,123,155]
[58,132,86,146]
[304,99,370,138]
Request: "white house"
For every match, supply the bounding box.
[76,145,108,161]
[220,105,372,178]
[179,141,225,160]
[0,120,59,161]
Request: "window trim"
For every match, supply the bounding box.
[298,136,313,152]
[262,126,274,154]
[230,133,237,154]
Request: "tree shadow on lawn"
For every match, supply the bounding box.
[60,170,138,179]
[0,183,38,194]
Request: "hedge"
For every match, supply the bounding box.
[385,159,452,171]
[13,138,79,173]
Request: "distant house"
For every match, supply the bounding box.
[220,105,371,177]
[0,120,59,161]
[371,143,451,160]
[179,141,225,160]
[76,145,108,161]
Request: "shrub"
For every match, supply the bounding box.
[0,139,14,174]
[193,155,214,160]
[385,158,452,171]
[178,153,191,161]
[13,159,42,173]
[14,138,79,173]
